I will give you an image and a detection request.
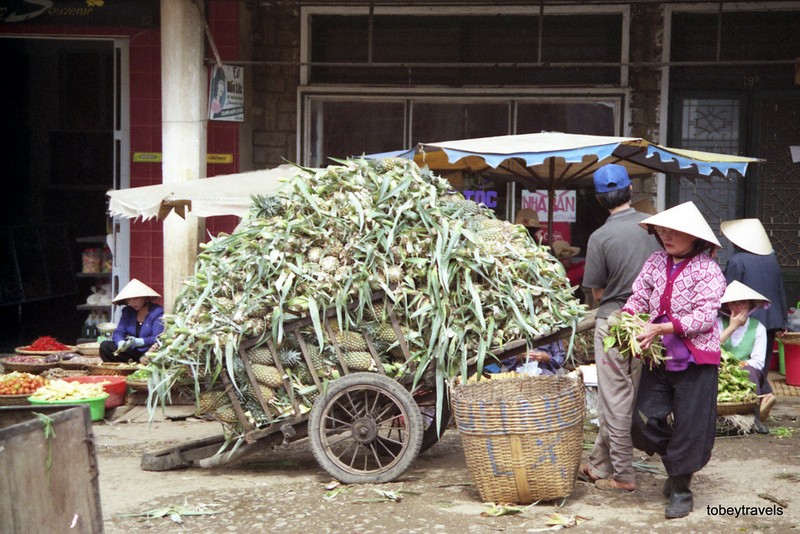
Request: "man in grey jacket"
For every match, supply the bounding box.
[580,164,660,492]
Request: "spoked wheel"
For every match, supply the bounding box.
[413,386,452,453]
[309,373,423,484]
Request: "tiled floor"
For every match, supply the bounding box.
[768,371,800,397]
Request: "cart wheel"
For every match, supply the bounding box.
[413,386,452,453]
[309,372,423,484]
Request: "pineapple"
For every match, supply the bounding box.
[334,330,369,352]
[214,404,239,424]
[278,348,302,368]
[303,343,327,375]
[247,345,274,365]
[252,364,284,388]
[343,351,374,371]
[198,390,228,414]
[373,323,398,344]
[257,384,275,402]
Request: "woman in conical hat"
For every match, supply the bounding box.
[716,281,775,426]
[720,218,788,399]
[100,279,164,363]
[620,201,726,519]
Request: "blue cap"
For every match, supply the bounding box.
[593,164,632,193]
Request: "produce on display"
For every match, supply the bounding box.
[0,372,47,395]
[148,157,585,431]
[717,349,758,404]
[29,379,107,401]
[20,336,72,352]
[603,311,667,369]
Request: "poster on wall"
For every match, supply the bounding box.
[520,189,576,223]
[520,189,576,243]
[209,64,244,122]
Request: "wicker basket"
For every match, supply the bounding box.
[777,331,800,345]
[76,342,101,356]
[0,359,58,374]
[0,394,31,406]
[717,400,758,416]
[450,374,585,504]
[88,362,140,376]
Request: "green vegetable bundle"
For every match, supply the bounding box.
[717,349,757,404]
[147,157,585,427]
[603,311,667,369]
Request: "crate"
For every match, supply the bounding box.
[0,405,103,533]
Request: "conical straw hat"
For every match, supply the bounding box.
[720,218,773,255]
[113,278,161,304]
[514,208,541,227]
[720,280,770,311]
[639,201,721,248]
[552,240,581,259]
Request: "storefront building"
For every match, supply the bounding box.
[1,1,798,348]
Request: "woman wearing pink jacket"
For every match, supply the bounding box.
[622,201,726,519]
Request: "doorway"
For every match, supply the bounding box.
[0,37,122,349]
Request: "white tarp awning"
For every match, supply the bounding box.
[107,164,308,220]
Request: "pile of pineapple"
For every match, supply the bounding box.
[147,157,585,430]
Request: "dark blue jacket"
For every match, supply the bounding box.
[725,251,788,331]
[112,303,165,354]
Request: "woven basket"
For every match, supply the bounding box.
[450,374,585,504]
[777,332,800,345]
[0,359,58,374]
[88,362,140,376]
[76,342,101,356]
[717,400,758,416]
[0,394,31,406]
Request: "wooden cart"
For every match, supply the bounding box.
[141,297,595,484]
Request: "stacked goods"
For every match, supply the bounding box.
[603,311,667,369]
[148,158,585,429]
[0,372,46,395]
[18,336,72,352]
[29,379,106,401]
[717,349,758,404]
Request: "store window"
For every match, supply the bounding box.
[309,13,622,86]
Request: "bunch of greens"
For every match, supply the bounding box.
[603,311,667,369]
[717,349,757,404]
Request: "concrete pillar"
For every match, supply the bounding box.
[160,0,206,313]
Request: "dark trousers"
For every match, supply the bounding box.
[99,340,142,363]
[631,363,718,476]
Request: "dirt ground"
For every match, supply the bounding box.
[90,396,800,534]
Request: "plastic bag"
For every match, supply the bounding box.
[516,360,542,377]
[788,301,800,332]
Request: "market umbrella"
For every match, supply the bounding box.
[375,132,762,243]
[107,164,308,220]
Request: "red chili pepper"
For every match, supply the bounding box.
[24,336,71,351]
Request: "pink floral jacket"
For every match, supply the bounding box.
[623,251,726,366]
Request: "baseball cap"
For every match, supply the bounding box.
[593,164,632,193]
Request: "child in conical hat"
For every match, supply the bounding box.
[717,280,775,421]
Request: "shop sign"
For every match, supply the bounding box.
[520,189,576,223]
[209,64,244,122]
[462,189,498,208]
[0,0,159,27]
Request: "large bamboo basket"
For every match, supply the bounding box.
[450,374,585,504]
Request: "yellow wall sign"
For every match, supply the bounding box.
[132,153,233,164]
[207,154,233,164]
[133,152,162,162]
